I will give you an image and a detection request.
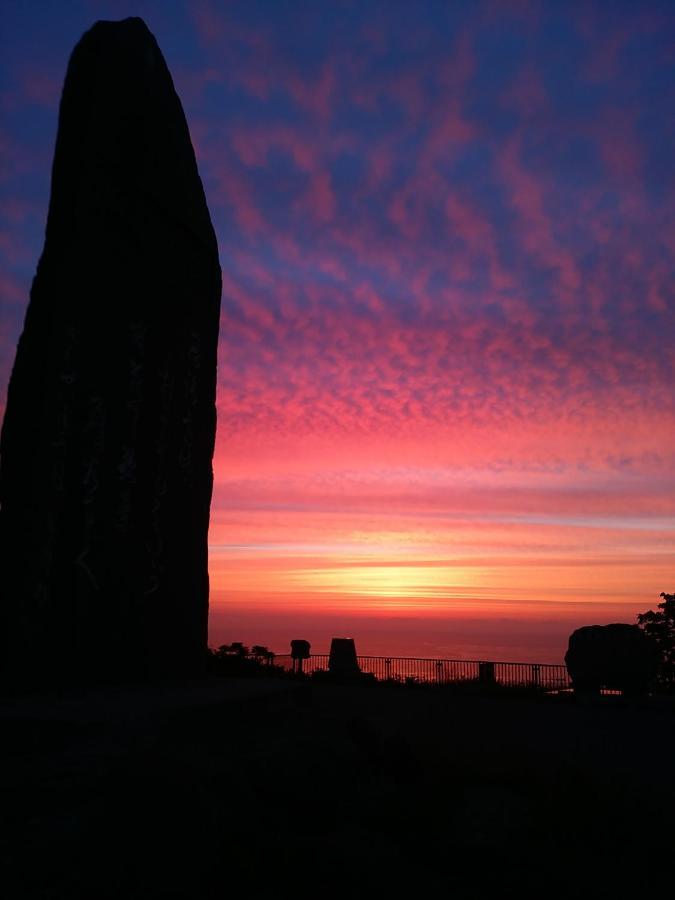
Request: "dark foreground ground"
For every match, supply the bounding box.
[2,677,674,899]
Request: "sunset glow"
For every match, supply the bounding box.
[1,1,674,661]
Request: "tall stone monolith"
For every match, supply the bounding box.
[0,18,221,685]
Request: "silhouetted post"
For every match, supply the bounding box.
[0,17,221,686]
[290,639,311,674]
[479,662,496,686]
[532,664,541,688]
[328,638,360,676]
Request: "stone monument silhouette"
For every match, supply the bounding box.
[0,18,221,685]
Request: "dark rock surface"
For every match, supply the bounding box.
[0,18,221,686]
[565,623,659,695]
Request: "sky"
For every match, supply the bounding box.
[1,0,674,662]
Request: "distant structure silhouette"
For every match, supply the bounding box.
[565,624,659,696]
[0,18,221,685]
[328,638,361,676]
[290,639,311,673]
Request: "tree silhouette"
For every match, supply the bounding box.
[216,642,249,657]
[251,645,275,663]
[207,642,282,678]
[637,592,675,684]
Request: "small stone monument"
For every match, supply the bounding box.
[328,638,361,676]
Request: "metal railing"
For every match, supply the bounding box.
[273,653,571,691]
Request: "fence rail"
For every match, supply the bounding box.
[272,653,571,691]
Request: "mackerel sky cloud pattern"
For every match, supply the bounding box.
[1,0,674,659]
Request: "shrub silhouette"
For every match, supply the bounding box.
[251,645,276,663]
[208,643,279,677]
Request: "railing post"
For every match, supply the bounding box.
[479,661,496,686]
[532,664,540,687]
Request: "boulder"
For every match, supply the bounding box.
[564,624,659,696]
